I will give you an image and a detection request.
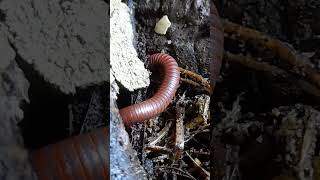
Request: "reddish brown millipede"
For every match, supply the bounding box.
[119,53,181,127]
[29,3,223,180]
[119,3,224,125]
[29,53,180,180]
[31,128,108,180]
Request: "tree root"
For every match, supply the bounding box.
[223,19,320,90]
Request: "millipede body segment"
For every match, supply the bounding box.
[119,53,180,126]
[31,128,109,180]
[119,3,224,125]
[29,2,224,179]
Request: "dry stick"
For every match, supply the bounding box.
[224,51,286,75]
[185,125,210,143]
[186,152,210,180]
[186,95,211,130]
[180,68,212,91]
[188,149,210,156]
[180,78,212,94]
[174,94,186,160]
[142,119,147,167]
[224,51,320,97]
[223,19,320,89]
[148,121,172,146]
[144,145,172,154]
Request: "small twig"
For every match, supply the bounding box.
[223,19,320,89]
[186,95,211,129]
[180,78,212,94]
[174,94,186,160]
[185,125,210,143]
[144,145,172,154]
[224,51,320,97]
[148,121,173,146]
[188,149,210,156]
[180,68,212,90]
[296,78,320,97]
[186,152,210,180]
[142,119,147,166]
[224,51,286,76]
[230,166,240,180]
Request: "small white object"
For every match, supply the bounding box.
[256,135,263,143]
[154,15,171,35]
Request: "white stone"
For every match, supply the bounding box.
[154,15,171,35]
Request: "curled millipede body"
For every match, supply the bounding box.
[119,4,224,125]
[29,3,179,180]
[30,53,179,179]
[31,128,109,180]
[119,53,180,127]
[29,3,223,179]
[210,3,224,89]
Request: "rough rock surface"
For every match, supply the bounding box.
[0,28,35,179]
[110,0,148,178]
[110,80,147,179]
[0,0,109,179]
[0,0,109,94]
[110,0,150,92]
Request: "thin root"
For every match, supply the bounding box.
[180,78,213,94]
[224,51,320,97]
[223,19,320,89]
[186,152,210,180]
[180,68,213,94]
[174,94,186,160]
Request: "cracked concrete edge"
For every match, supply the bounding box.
[110,78,148,179]
[0,27,36,179]
[109,1,149,175]
[110,0,150,92]
[0,0,109,95]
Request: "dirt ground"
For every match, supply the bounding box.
[116,0,320,180]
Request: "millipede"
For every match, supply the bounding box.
[30,2,223,179]
[119,53,181,127]
[31,128,109,180]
